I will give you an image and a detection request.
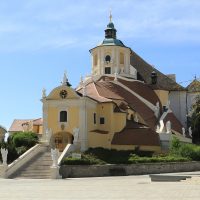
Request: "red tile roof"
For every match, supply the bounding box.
[94,81,158,129]
[130,50,186,91]
[112,121,160,146]
[33,118,43,126]
[9,118,43,132]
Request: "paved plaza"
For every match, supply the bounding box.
[0,173,200,200]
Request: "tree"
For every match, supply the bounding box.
[190,96,200,144]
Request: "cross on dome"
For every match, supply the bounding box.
[109,10,112,22]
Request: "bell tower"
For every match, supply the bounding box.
[89,13,132,78]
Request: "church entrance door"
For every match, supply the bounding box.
[54,132,73,152]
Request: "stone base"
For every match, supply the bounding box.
[0,165,8,178]
[50,166,62,179]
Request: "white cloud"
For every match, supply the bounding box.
[0,0,200,52]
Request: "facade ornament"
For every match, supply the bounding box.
[134,114,139,123]
[156,125,160,133]
[80,76,83,84]
[1,148,8,166]
[73,127,80,143]
[42,88,46,99]
[62,71,68,86]
[189,127,193,138]
[109,10,112,22]
[51,148,59,167]
[4,132,9,143]
[154,102,160,118]
[82,85,87,97]
[182,127,186,137]
[114,71,118,81]
[166,121,172,134]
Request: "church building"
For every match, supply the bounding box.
[42,14,191,153]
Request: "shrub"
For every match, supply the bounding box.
[170,137,200,161]
[16,146,29,155]
[12,132,38,148]
[61,154,105,165]
[170,137,182,154]
[0,132,38,164]
[0,138,18,163]
[128,154,190,163]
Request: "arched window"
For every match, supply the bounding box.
[60,111,67,122]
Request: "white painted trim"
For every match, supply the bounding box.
[44,98,96,109]
[58,144,75,166]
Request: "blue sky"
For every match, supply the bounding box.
[0,0,200,129]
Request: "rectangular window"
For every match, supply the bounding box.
[94,113,96,124]
[100,117,105,124]
[60,111,67,122]
[105,67,111,74]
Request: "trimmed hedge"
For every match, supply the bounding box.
[61,147,190,165]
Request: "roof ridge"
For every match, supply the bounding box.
[130,50,186,91]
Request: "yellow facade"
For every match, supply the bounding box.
[87,103,126,149]
[154,90,169,107]
[43,81,163,153]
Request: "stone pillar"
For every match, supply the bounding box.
[0,148,8,178]
[50,148,61,179]
[0,165,8,178]
[42,102,48,142]
[79,98,88,152]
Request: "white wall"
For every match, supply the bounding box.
[169,91,187,128]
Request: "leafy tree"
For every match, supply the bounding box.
[190,96,200,144]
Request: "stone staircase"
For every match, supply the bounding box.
[10,146,53,179]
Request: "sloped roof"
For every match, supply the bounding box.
[77,82,112,103]
[78,78,161,129]
[33,118,43,126]
[130,50,186,91]
[9,119,33,132]
[111,121,160,146]
[186,79,200,92]
[9,118,43,132]
[94,81,158,129]
[163,112,183,134]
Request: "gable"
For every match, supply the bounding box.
[47,85,80,100]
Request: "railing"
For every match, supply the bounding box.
[0,144,43,178]
[58,144,74,166]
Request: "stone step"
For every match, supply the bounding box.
[22,166,52,170]
[31,161,52,165]
[17,170,51,174]
[11,145,54,179]
[16,175,51,179]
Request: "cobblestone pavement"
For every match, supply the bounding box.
[0,174,200,200]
